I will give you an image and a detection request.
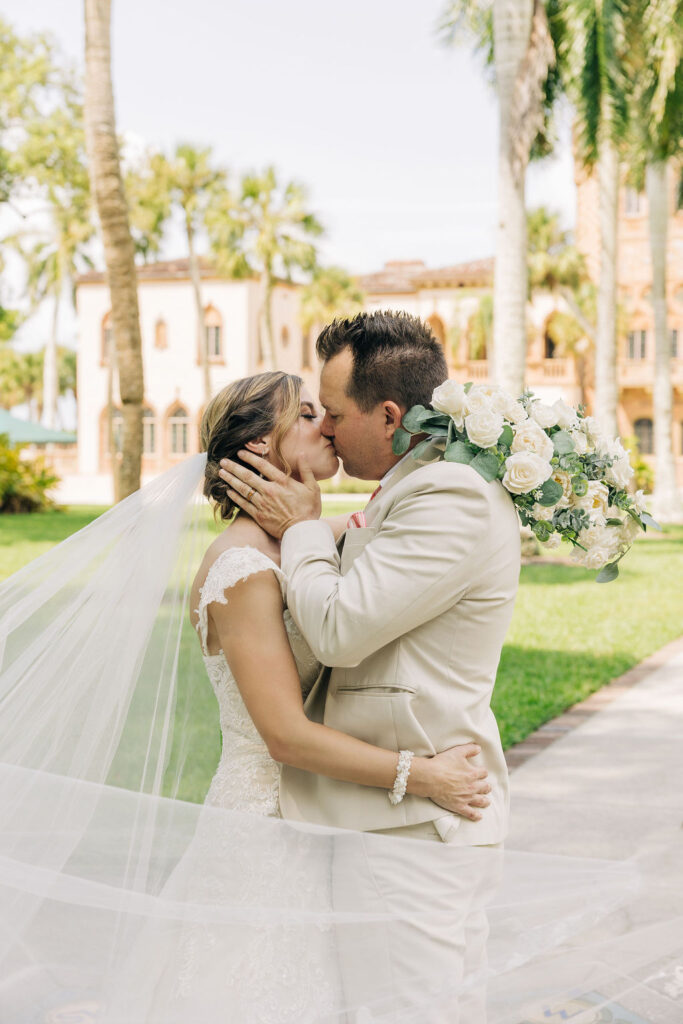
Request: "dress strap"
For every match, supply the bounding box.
[195,546,285,656]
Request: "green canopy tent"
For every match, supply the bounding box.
[0,409,76,445]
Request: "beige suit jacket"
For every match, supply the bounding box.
[279,449,520,845]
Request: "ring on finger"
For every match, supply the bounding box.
[246,487,256,502]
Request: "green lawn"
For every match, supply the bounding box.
[2,505,681,770]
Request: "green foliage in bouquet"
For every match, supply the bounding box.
[0,434,58,513]
[394,382,660,583]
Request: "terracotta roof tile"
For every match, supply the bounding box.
[357,257,493,294]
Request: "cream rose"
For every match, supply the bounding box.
[552,398,579,430]
[632,489,647,514]
[551,469,573,502]
[431,380,467,428]
[530,401,559,429]
[464,408,505,448]
[532,503,554,521]
[572,480,610,517]
[605,455,634,489]
[511,420,555,462]
[502,397,528,424]
[620,516,642,543]
[502,451,553,495]
[571,429,589,455]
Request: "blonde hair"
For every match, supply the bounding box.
[201,371,303,521]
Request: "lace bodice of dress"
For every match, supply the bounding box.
[194,546,320,817]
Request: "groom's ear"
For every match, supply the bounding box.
[382,401,404,438]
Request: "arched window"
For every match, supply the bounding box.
[142,407,156,454]
[281,326,290,348]
[154,319,168,350]
[427,314,446,348]
[544,332,557,359]
[169,405,190,455]
[204,306,223,361]
[634,417,653,455]
[627,330,647,360]
[101,312,113,364]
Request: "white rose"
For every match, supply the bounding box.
[571,429,588,455]
[511,421,555,462]
[530,401,559,429]
[581,544,616,571]
[552,398,579,430]
[502,397,528,424]
[465,384,507,416]
[572,480,610,517]
[532,503,554,521]
[551,469,573,502]
[632,489,647,514]
[431,379,467,428]
[543,533,561,549]
[620,516,642,543]
[464,408,505,448]
[605,455,634,489]
[502,451,553,495]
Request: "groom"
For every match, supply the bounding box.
[219,311,520,1016]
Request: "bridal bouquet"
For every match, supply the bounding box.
[393,380,659,582]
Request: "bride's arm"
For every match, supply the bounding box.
[210,571,490,821]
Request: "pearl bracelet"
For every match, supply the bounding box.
[388,750,414,806]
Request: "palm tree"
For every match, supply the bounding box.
[211,166,323,369]
[155,145,229,404]
[557,1,632,438]
[440,0,556,395]
[124,150,172,264]
[84,0,144,500]
[299,266,365,335]
[631,0,683,520]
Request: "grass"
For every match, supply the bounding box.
[1,505,682,793]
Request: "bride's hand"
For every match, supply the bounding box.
[411,744,491,821]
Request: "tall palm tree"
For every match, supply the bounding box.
[558,0,632,438]
[299,266,365,335]
[440,0,556,395]
[632,0,683,520]
[157,145,229,404]
[211,166,323,369]
[84,0,144,500]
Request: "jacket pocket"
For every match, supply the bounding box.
[335,684,418,695]
[325,689,435,755]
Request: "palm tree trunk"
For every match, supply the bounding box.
[492,0,551,397]
[187,219,211,406]
[647,160,682,521]
[594,140,619,439]
[42,291,59,428]
[106,330,121,502]
[259,271,276,369]
[84,0,143,500]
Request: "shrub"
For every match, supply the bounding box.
[0,434,59,513]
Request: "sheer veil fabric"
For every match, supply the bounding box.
[0,455,680,1023]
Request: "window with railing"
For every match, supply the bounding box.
[627,330,647,360]
[634,417,653,455]
[671,329,679,359]
[169,406,190,455]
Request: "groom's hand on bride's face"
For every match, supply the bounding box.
[218,451,321,540]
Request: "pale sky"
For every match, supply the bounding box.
[3,0,576,350]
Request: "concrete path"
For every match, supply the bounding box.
[503,636,683,1023]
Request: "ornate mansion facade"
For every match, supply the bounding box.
[73,166,683,498]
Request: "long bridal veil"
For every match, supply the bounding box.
[0,455,681,1023]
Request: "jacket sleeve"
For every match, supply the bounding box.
[280,468,491,667]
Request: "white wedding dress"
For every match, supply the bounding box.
[113,546,340,1023]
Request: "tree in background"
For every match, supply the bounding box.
[124,150,172,264]
[210,166,322,369]
[299,265,365,337]
[84,0,144,501]
[630,0,683,520]
[466,293,493,360]
[0,345,76,419]
[440,0,556,395]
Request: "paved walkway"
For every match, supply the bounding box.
[502,636,683,1023]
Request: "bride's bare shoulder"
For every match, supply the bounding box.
[194,517,281,590]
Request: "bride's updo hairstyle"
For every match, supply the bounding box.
[201,371,304,521]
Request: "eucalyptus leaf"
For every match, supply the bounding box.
[410,438,435,461]
[498,424,514,447]
[641,511,662,531]
[470,450,500,482]
[392,427,412,455]
[571,475,588,497]
[444,440,474,464]
[596,561,620,583]
[552,430,575,455]
[401,405,428,433]
[538,477,564,507]
[606,518,623,527]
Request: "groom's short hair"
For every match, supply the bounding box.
[316,310,448,413]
